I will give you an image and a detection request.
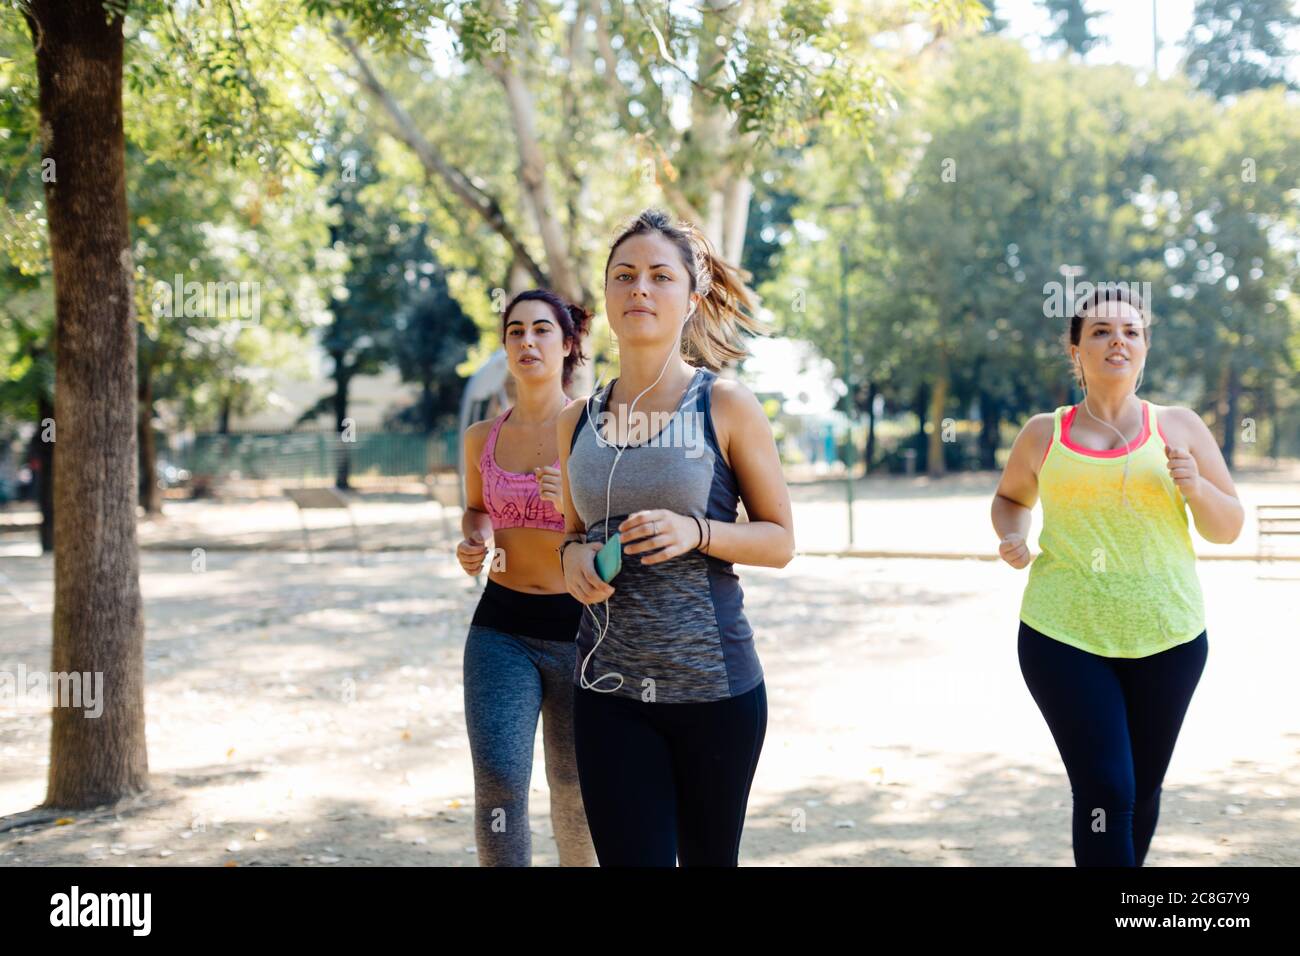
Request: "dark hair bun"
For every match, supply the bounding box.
[567,302,593,339]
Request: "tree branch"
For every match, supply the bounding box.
[594,2,706,225]
[475,0,586,305]
[329,20,549,291]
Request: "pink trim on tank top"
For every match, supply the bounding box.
[479,407,565,532]
[1058,402,1151,458]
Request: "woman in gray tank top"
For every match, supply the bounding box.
[556,208,795,866]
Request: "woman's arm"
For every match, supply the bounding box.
[457,422,495,575]
[556,402,587,541]
[991,414,1053,569]
[557,401,615,603]
[707,381,794,567]
[1163,407,1245,544]
[628,379,794,568]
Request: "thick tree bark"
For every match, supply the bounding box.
[30,0,149,808]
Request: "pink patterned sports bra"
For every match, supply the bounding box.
[479,408,566,532]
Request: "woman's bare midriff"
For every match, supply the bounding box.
[485,526,570,594]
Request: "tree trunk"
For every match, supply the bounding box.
[30,0,149,809]
[421,378,435,432]
[692,2,733,248]
[864,382,877,473]
[1219,363,1239,469]
[487,57,586,307]
[1222,365,1240,470]
[914,383,929,474]
[137,353,162,514]
[719,166,753,266]
[334,371,352,490]
[927,368,949,478]
[218,393,232,434]
[977,390,1001,471]
[332,23,552,294]
[1267,383,1280,460]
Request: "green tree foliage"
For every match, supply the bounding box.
[980,0,1010,34]
[1039,0,1104,57]
[764,36,1300,473]
[1183,0,1300,99]
[389,248,478,431]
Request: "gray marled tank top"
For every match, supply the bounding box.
[567,366,762,703]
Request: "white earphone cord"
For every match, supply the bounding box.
[1078,359,1157,577]
[577,305,695,693]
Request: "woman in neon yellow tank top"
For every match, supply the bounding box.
[992,287,1243,867]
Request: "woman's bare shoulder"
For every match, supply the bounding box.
[557,397,590,448]
[1149,403,1210,446]
[1020,412,1056,443]
[1010,412,1056,468]
[465,418,493,449]
[709,374,765,419]
[558,398,587,429]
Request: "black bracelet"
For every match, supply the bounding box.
[557,537,582,570]
[691,515,705,551]
[703,518,712,554]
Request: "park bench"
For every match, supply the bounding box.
[1257,504,1300,562]
[283,487,364,566]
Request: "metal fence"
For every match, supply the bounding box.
[174,428,460,482]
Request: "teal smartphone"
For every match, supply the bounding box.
[595,532,622,582]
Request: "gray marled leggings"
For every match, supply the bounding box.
[463,625,595,866]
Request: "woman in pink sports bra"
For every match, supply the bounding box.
[455,289,596,867]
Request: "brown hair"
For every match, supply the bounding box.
[501,289,592,387]
[603,208,767,370]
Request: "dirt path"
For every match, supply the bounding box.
[2,542,1295,866]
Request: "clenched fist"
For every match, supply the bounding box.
[456,531,492,576]
[998,532,1032,569]
[1164,444,1201,499]
[534,465,563,509]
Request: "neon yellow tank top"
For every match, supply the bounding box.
[1019,400,1206,658]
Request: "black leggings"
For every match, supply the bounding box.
[572,681,767,867]
[1018,621,1207,867]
